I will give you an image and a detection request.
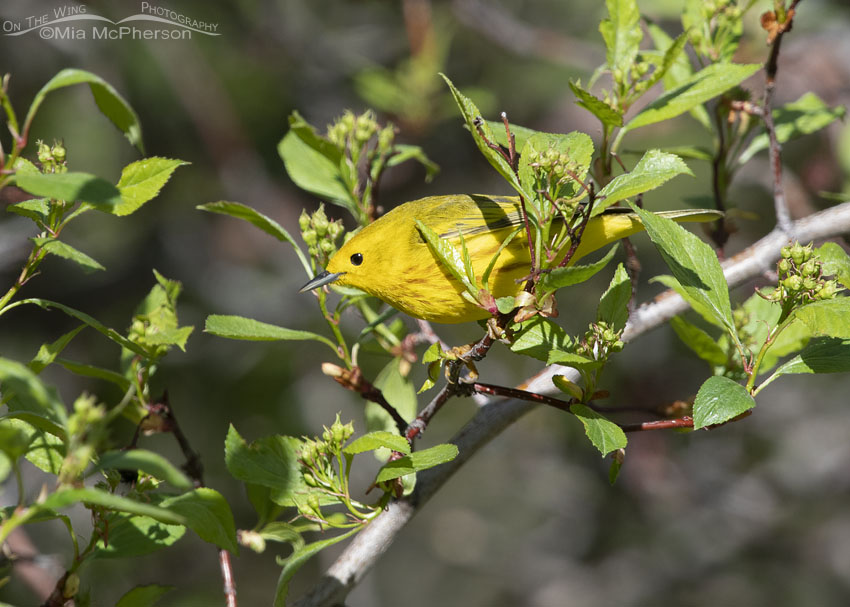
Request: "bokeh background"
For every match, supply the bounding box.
[2,0,850,605]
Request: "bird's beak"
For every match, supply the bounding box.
[299,271,345,292]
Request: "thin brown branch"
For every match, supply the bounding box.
[761,0,801,235]
[324,365,408,434]
[220,549,238,607]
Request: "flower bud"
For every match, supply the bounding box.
[299,210,311,232]
[51,141,66,163]
[302,229,318,246]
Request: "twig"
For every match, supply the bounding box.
[324,365,409,434]
[293,201,850,607]
[761,1,801,235]
[220,549,238,607]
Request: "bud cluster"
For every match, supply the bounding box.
[577,321,624,362]
[36,139,68,174]
[60,394,107,485]
[296,414,355,523]
[327,110,396,156]
[300,203,345,268]
[762,242,842,305]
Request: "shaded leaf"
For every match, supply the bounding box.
[41,488,186,524]
[25,68,143,152]
[670,316,727,366]
[15,172,121,210]
[773,337,850,376]
[92,450,192,489]
[94,513,185,559]
[160,488,239,553]
[598,263,631,332]
[116,584,174,607]
[740,93,846,164]
[0,357,67,425]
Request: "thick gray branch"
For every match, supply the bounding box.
[294,201,850,607]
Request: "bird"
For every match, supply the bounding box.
[300,194,720,324]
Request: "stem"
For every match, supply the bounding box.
[745,307,797,392]
[319,290,351,365]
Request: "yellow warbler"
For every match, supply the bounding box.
[301,194,719,323]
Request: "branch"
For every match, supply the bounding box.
[294,201,850,607]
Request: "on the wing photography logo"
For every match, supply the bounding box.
[2,2,220,40]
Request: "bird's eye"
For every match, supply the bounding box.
[350,253,363,266]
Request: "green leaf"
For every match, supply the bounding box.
[569,404,627,456]
[29,324,85,373]
[260,521,304,548]
[794,298,850,339]
[773,337,850,376]
[595,150,693,214]
[94,513,185,559]
[692,376,755,430]
[274,528,360,607]
[223,426,304,506]
[0,419,32,460]
[114,158,187,216]
[441,74,527,199]
[205,315,335,349]
[646,23,710,129]
[278,130,353,212]
[3,416,65,474]
[91,450,192,489]
[739,93,846,164]
[541,244,619,291]
[7,198,50,222]
[32,237,104,272]
[547,349,602,370]
[652,274,724,329]
[41,488,186,524]
[599,0,642,81]
[738,290,811,374]
[569,80,623,127]
[25,68,143,152]
[343,431,410,455]
[375,443,459,482]
[0,357,67,425]
[15,172,122,210]
[643,32,689,92]
[197,201,295,242]
[630,204,736,336]
[7,298,149,357]
[817,242,850,290]
[160,488,239,553]
[624,63,761,132]
[54,358,132,391]
[597,263,631,332]
[116,584,174,607]
[416,220,478,297]
[510,316,571,362]
[669,316,727,366]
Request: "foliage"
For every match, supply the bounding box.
[2,0,849,605]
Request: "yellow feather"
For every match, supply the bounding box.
[318,195,719,324]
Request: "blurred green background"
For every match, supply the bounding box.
[2,0,850,605]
